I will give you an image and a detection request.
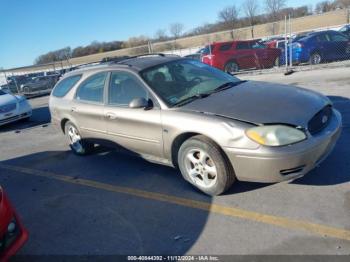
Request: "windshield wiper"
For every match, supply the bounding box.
[172,81,246,107]
[213,80,246,93]
[172,93,210,107]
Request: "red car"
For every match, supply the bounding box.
[262,37,287,48]
[201,40,281,74]
[0,186,28,261]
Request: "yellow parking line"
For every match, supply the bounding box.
[1,163,350,241]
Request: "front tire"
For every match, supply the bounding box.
[65,121,94,155]
[178,135,236,196]
[224,61,239,74]
[309,52,322,65]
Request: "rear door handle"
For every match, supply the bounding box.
[71,107,77,112]
[106,112,117,120]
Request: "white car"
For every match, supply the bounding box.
[0,89,32,126]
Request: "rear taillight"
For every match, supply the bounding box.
[292,42,304,49]
[202,55,215,65]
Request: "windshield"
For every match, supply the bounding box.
[140,59,241,107]
[339,26,348,32]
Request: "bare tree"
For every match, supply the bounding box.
[218,5,239,28]
[169,23,184,39]
[169,23,184,49]
[123,35,149,48]
[265,0,287,21]
[315,1,335,13]
[242,0,259,38]
[333,0,350,9]
[154,29,167,41]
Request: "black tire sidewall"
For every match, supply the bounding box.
[178,136,234,196]
[225,61,239,74]
[310,52,321,65]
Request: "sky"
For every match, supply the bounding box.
[0,0,320,69]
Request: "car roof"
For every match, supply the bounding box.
[212,39,259,46]
[63,55,184,77]
[118,55,183,70]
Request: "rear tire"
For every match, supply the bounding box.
[64,121,94,155]
[224,61,239,74]
[274,57,280,67]
[309,52,322,65]
[178,135,236,196]
[23,86,30,94]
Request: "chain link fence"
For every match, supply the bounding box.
[1,8,349,97]
[0,63,65,97]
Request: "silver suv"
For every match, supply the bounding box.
[49,54,341,195]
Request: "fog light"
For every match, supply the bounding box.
[7,221,16,233]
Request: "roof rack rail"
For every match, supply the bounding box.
[74,62,101,69]
[100,56,131,63]
[115,53,180,64]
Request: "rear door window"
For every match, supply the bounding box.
[76,72,108,103]
[219,43,232,51]
[330,32,348,42]
[52,75,82,97]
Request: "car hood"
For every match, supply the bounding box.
[180,81,330,127]
[0,93,16,105]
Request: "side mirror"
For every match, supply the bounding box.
[128,97,152,109]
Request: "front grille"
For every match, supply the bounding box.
[0,103,16,113]
[308,105,332,135]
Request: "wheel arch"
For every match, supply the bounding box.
[310,48,323,57]
[171,132,200,167]
[224,59,239,67]
[60,118,70,134]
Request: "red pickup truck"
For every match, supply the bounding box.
[201,40,281,74]
[0,186,28,261]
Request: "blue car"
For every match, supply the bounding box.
[281,30,350,65]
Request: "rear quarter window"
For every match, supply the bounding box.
[236,42,250,49]
[52,75,82,97]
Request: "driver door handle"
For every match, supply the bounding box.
[106,112,118,120]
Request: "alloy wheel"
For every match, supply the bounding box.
[311,53,321,65]
[226,62,239,74]
[67,125,84,153]
[184,148,217,188]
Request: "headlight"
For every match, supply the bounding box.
[246,125,306,146]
